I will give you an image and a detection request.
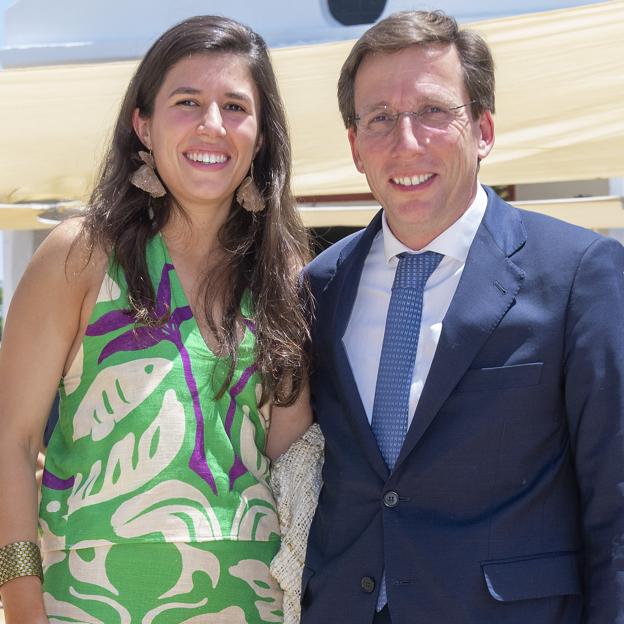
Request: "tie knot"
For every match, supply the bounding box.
[394,251,443,289]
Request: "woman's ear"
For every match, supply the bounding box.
[253,133,264,157]
[132,108,151,150]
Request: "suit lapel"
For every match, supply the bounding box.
[318,211,389,480]
[396,190,527,469]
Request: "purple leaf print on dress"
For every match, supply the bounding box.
[86,309,135,336]
[42,471,75,491]
[226,363,257,489]
[84,263,218,494]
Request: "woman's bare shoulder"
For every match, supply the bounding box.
[29,217,108,291]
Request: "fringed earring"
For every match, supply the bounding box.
[236,164,265,213]
[130,150,166,198]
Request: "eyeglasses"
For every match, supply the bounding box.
[353,101,476,138]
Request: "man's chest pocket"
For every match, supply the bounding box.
[454,362,543,393]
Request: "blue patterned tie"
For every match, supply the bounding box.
[372,251,443,611]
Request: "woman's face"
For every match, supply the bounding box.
[133,52,261,217]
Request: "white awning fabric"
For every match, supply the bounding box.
[0,1,622,208]
[300,195,624,229]
[3,195,623,231]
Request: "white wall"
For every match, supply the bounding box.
[1,229,48,322]
[608,178,624,243]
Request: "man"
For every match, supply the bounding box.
[302,10,624,624]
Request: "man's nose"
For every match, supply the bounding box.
[392,113,426,153]
[197,103,226,137]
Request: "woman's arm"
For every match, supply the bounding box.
[0,220,104,623]
[265,382,313,461]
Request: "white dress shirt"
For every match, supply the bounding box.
[343,185,488,427]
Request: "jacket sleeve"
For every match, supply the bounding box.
[563,235,624,623]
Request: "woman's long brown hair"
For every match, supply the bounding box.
[82,15,311,405]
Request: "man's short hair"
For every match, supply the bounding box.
[338,10,495,128]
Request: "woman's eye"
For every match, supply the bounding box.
[176,99,199,107]
[224,103,245,113]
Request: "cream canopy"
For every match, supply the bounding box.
[0,1,623,223]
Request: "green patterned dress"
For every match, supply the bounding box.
[39,234,283,624]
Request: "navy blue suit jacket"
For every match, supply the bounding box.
[301,187,624,623]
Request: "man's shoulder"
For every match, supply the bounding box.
[515,207,623,268]
[518,207,600,243]
[305,228,365,281]
[484,186,608,252]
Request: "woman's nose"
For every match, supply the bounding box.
[197,103,226,137]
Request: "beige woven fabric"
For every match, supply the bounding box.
[270,424,324,624]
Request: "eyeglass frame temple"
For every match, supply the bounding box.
[350,99,480,127]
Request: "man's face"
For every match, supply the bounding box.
[348,43,494,249]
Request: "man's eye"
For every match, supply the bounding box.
[176,99,199,107]
[370,113,393,123]
[422,105,446,115]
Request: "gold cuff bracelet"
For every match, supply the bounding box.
[0,540,43,587]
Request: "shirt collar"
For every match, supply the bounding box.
[382,183,487,263]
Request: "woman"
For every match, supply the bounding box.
[0,15,312,623]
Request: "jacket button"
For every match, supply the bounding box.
[361,576,376,593]
[383,490,399,508]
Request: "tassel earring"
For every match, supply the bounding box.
[236,164,265,213]
[130,150,166,198]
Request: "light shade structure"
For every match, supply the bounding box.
[0,1,622,224]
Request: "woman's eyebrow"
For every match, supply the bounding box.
[168,86,201,97]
